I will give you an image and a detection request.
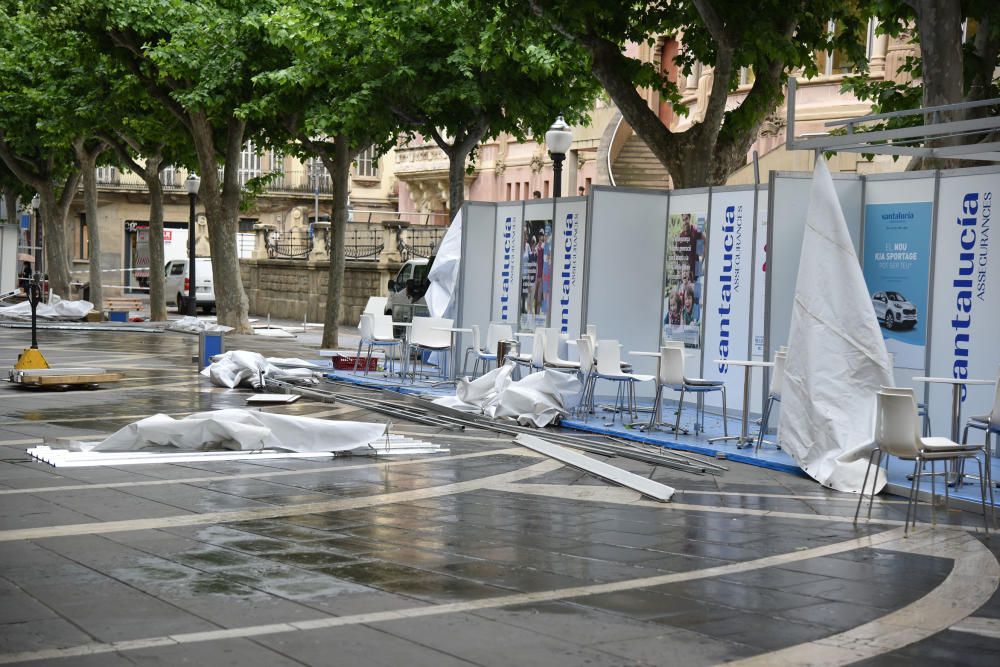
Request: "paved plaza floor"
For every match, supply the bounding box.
[1,323,999,665]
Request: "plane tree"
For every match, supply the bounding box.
[514,0,869,188]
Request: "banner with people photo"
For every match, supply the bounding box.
[663,200,708,349]
[518,218,553,331]
[862,200,933,370]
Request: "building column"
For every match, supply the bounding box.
[309,222,331,262]
[252,223,276,260]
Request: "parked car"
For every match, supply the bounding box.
[385,257,433,326]
[164,258,216,314]
[872,290,917,330]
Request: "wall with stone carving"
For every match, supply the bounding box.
[240,258,400,325]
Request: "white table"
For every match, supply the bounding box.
[911,376,996,443]
[432,327,472,380]
[712,359,774,448]
[912,376,996,487]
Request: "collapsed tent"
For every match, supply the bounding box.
[434,361,582,427]
[200,350,319,389]
[167,316,234,334]
[83,408,388,453]
[0,294,93,320]
[778,157,893,493]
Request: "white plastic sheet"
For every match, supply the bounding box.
[167,316,234,334]
[200,350,314,389]
[425,210,462,319]
[0,293,93,320]
[84,409,387,453]
[778,158,893,493]
[434,361,582,427]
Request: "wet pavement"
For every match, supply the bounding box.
[1,323,999,665]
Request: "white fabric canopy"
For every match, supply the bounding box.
[200,350,314,389]
[425,210,462,319]
[434,361,582,427]
[84,409,387,453]
[778,157,893,493]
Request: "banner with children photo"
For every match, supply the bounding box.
[518,218,553,331]
[663,209,707,348]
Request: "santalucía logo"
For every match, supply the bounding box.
[499,216,514,321]
[717,205,740,372]
[558,214,576,333]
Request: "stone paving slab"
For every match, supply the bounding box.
[1,327,999,666]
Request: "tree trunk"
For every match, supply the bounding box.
[75,142,103,313]
[321,135,351,349]
[143,160,168,321]
[447,148,466,220]
[2,185,18,225]
[189,113,251,333]
[39,186,71,297]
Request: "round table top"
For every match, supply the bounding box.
[713,359,774,367]
[912,376,995,385]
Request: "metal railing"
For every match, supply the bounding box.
[333,229,385,261]
[264,228,312,259]
[406,227,446,259]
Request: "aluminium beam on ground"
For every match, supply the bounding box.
[515,433,675,502]
[785,77,1000,162]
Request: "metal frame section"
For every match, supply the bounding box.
[265,374,727,477]
[786,78,1000,162]
[515,433,675,502]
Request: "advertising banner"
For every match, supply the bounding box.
[752,190,768,358]
[518,217,553,331]
[862,201,932,369]
[927,171,999,434]
[701,189,756,408]
[552,200,587,339]
[491,204,522,327]
[663,205,708,348]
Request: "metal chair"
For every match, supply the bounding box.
[855,389,992,535]
[406,316,453,381]
[962,366,1000,458]
[588,339,653,421]
[652,346,728,436]
[353,314,403,376]
[462,323,513,378]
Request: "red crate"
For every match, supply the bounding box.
[329,355,378,371]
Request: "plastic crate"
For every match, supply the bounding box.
[329,354,378,372]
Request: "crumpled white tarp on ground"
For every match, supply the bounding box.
[434,361,582,427]
[778,157,893,494]
[167,316,234,334]
[0,293,93,320]
[82,408,387,453]
[200,350,314,389]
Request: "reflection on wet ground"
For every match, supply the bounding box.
[0,326,999,666]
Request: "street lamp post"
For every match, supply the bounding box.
[545,115,573,198]
[30,194,41,276]
[184,173,200,316]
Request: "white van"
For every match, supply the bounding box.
[164,258,216,313]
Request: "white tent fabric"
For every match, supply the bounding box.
[200,350,314,388]
[425,210,462,319]
[167,316,234,334]
[0,293,93,320]
[434,361,582,427]
[83,409,387,453]
[778,157,893,493]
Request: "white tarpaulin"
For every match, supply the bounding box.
[84,409,387,453]
[167,316,234,334]
[200,350,315,389]
[778,157,893,493]
[0,294,93,320]
[425,210,462,319]
[434,361,582,427]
